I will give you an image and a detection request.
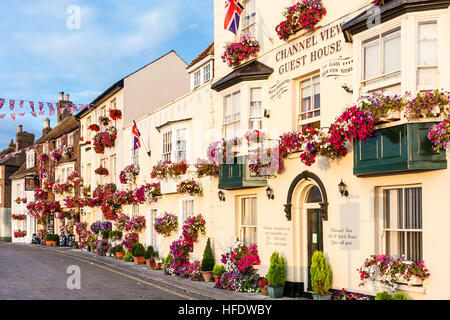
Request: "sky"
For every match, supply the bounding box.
[0,0,214,150]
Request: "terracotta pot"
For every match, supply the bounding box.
[133,256,145,265]
[213,275,221,283]
[115,252,124,260]
[261,287,268,295]
[201,271,212,282]
[51,241,57,247]
[145,259,155,269]
[153,263,162,270]
[46,241,52,246]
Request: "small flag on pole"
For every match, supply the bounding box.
[132,120,141,151]
[224,0,244,35]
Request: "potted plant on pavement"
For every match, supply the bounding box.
[131,242,146,265]
[100,229,110,243]
[123,251,133,262]
[266,251,287,299]
[144,245,155,268]
[151,252,163,270]
[310,250,332,300]
[112,244,125,260]
[212,264,226,283]
[200,238,215,282]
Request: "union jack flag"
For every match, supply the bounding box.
[132,120,141,151]
[39,163,47,180]
[224,0,244,35]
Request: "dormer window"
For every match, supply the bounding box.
[204,64,211,82]
[26,150,35,169]
[194,70,201,88]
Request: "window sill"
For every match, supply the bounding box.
[371,280,427,294]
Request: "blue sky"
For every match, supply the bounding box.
[0,0,213,150]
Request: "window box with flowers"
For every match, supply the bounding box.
[221,36,260,68]
[358,254,430,292]
[14,230,27,238]
[88,124,100,132]
[275,0,327,41]
[152,161,189,194]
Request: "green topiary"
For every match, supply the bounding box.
[310,250,332,295]
[131,242,145,257]
[123,252,133,262]
[112,244,124,253]
[266,252,287,288]
[212,264,226,276]
[144,245,155,260]
[52,234,60,242]
[45,234,53,241]
[201,238,215,272]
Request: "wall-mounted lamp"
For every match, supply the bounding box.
[264,109,271,118]
[218,190,226,202]
[342,84,353,94]
[266,186,275,200]
[338,179,349,197]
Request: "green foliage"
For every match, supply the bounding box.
[310,250,332,295]
[393,292,410,300]
[201,238,215,271]
[109,230,123,241]
[72,242,79,249]
[144,245,155,260]
[45,234,53,241]
[123,252,133,262]
[375,291,410,300]
[162,254,173,271]
[100,230,110,239]
[131,242,145,257]
[112,244,124,253]
[52,234,60,242]
[212,264,226,276]
[266,251,287,288]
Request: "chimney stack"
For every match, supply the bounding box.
[42,118,52,136]
[8,139,15,148]
[59,92,64,101]
[57,92,72,124]
[16,125,35,152]
[65,93,69,101]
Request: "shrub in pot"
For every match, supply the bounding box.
[375,291,410,300]
[200,238,215,282]
[266,251,287,299]
[45,234,53,246]
[131,242,146,265]
[112,244,125,260]
[310,250,332,300]
[144,245,155,268]
[52,234,60,246]
[100,230,110,242]
[212,264,226,283]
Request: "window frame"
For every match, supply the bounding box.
[203,64,211,83]
[376,185,423,262]
[194,70,201,88]
[161,125,190,163]
[238,195,258,245]
[241,0,256,38]
[249,87,263,131]
[417,20,439,91]
[223,90,241,139]
[298,75,321,127]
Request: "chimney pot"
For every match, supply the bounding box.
[18,125,22,133]
[65,93,69,101]
[45,118,50,128]
[60,92,64,101]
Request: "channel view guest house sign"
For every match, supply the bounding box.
[275,23,344,75]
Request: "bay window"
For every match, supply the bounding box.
[417,21,438,91]
[175,128,187,162]
[362,28,401,88]
[249,87,263,130]
[162,131,172,162]
[161,126,189,163]
[224,91,241,139]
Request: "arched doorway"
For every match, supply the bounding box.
[284,171,328,295]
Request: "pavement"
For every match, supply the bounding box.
[0,242,308,300]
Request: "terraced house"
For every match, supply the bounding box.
[28,0,448,300]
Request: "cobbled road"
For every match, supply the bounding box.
[0,242,189,300]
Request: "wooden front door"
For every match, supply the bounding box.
[307,208,322,291]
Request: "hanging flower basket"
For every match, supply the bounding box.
[88,124,100,132]
[428,115,450,152]
[62,145,74,159]
[14,230,27,238]
[176,179,203,196]
[51,150,62,161]
[275,0,327,41]
[39,154,49,162]
[119,164,140,185]
[11,214,26,221]
[221,36,260,68]
[95,167,109,176]
[109,109,122,120]
[194,158,220,178]
[99,116,111,126]
[154,212,179,237]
